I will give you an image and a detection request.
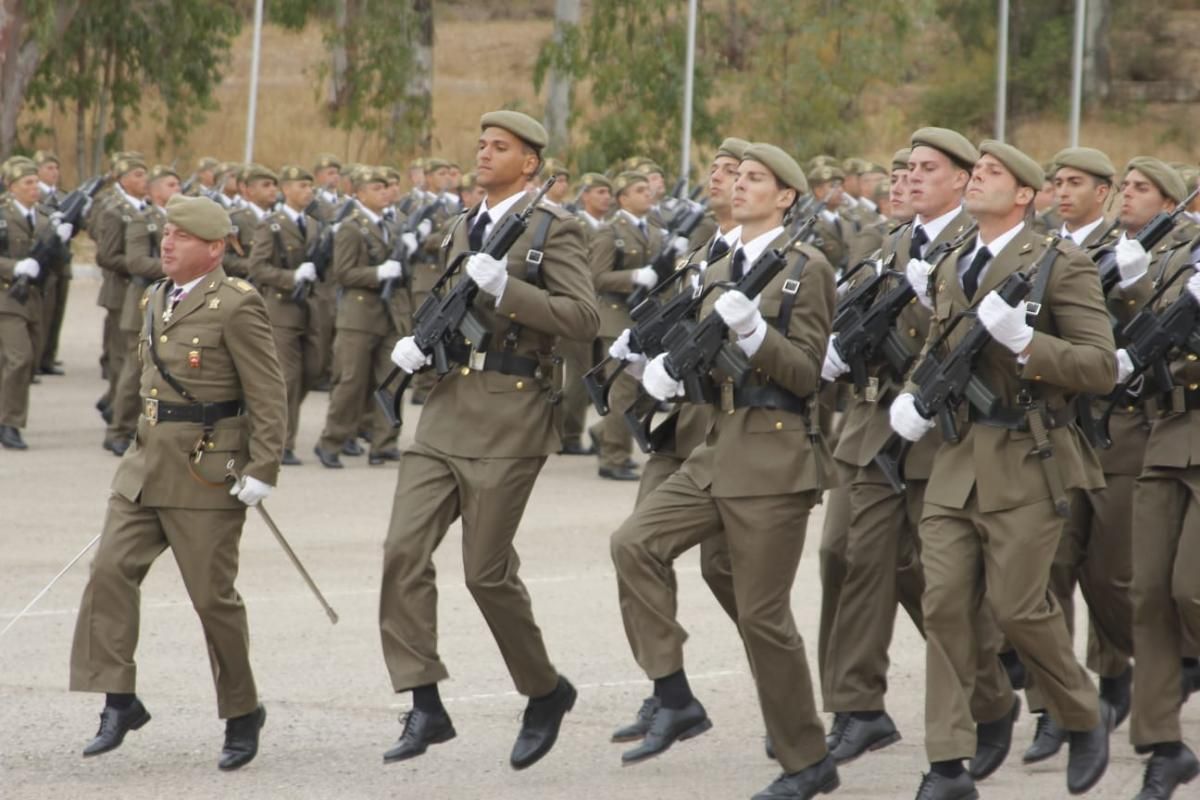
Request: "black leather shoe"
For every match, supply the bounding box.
[914,770,979,800]
[1022,712,1066,764]
[611,696,659,742]
[559,440,595,456]
[752,755,840,799]
[831,711,901,765]
[341,438,363,456]
[1135,745,1200,799]
[999,650,1026,690]
[368,447,402,465]
[0,425,28,450]
[218,705,266,771]
[281,449,302,466]
[1100,665,1132,729]
[82,698,151,757]
[39,364,64,375]
[825,712,849,751]
[383,708,457,763]
[102,437,130,457]
[969,697,1019,781]
[511,676,577,770]
[313,445,343,469]
[621,698,712,765]
[1182,661,1200,704]
[599,465,639,481]
[1066,710,1110,795]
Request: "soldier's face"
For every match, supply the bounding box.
[1054,167,1108,226]
[282,179,314,211]
[907,146,968,219]
[843,173,861,197]
[476,128,539,191]
[708,156,740,214]
[546,174,569,203]
[357,180,389,213]
[121,168,149,199]
[964,154,1033,219]
[582,186,611,217]
[149,176,181,208]
[860,172,885,199]
[162,223,222,282]
[37,162,59,186]
[246,178,277,208]
[1034,181,1056,213]
[448,167,462,185]
[1119,169,1173,231]
[619,181,653,216]
[646,172,665,201]
[409,168,426,190]
[10,175,39,207]
[432,167,452,192]
[814,180,844,210]
[198,168,215,187]
[222,174,239,195]
[889,168,913,222]
[732,160,795,224]
[461,184,485,207]
[314,166,339,190]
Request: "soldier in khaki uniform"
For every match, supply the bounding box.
[809,164,850,271]
[249,165,323,466]
[0,159,69,449]
[223,164,276,279]
[575,172,612,232]
[377,111,598,769]
[312,153,344,222]
[103,165,181,455]
[457,170,484,209]
[407,159,455,405]
[33,149,68,375]
[183,157,219,197]
[69,194,286,771]
[890,140,1114,799]
[312,167,410,468]
[610,143,839,800]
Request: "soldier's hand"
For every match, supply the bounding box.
[1115,348,1134,383]
[417,219,433,239]
[13,258,39,279]
[905,258,935,310]
[1187,270,1200,305]
[1115,238,1150,287]
[632,266,658,289]
[466,252,508,297]
[977,290,1034,355]
[230,475,272,506]
[889,393,934,442]
[390,336,431,374]
[609,328,645,364]
[672,236,690,255]
[55,222,73,243]
[376,260,403,282]
[293,262,317,284]
[401,232,419,257]
[822,336,850,382]
[641,353,684,401]
[715,290,764,337]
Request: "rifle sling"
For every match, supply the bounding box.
[775,250,811,338]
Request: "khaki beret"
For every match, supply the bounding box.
[1125,156,1187,203]
[808,154,838,170]
[6,157,38,181]
[579,172,613,192]
[279,164,314,183]
[352,165,389,187]
[542,158,570,178]
[1051,147,1115,182]
[195,156,220,172]
[382,165,403,182]
[613,171,649,195]
[1179,167,1200,194]
[716,137,750,161]
[744,143,809,195]
[861,161,887,176]
[407,158,426,171]
[910,127,979,171]
[166,194,233,241]
[216,161,242,179]
[480,110,548,150]
[113,155,148,177]
[33,150,59,166]
[977,140,1043,190]
[240,163,278,184]
[313,153,341,171]
[842,158,868,176]
[458,172,477,189]
[446,161,462,171]
[636,160,665,177]
[807,163,846,185]
[110,151,145,171]
[148,164,179,182]
[342,162,363,181]
[425,157,450,172]
[891,148,912,172]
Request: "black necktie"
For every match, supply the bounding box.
[909,225,929,260]
[731,249,747,282]
[638,220,648,238]
[296,215,307,239]
[708,236,730,264]
[378,220,389,244]
[470,210,491,251]
[169,286,185,311]
[962,247,992,300]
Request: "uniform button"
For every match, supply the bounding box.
[149,388,158,397]
[1033,375,1042,381]
[1127,405,1135,412]
[356,295,364,302]
[1190,384,1199,391]
[774,421,783,430]
[1128,299,1136,306]
[192,337,200,345]
[460,367,470,376]
[1188,354,1198,362]
[159,335,168,343]
[515,380,524,389]
[909,296,917,304]
[509,312,517,319]
[207,441,215,450]
[908,327,918,337]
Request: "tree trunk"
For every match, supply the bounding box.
[91,42,115,174]
[544,0,579,155]
[0,0,80,157]
[328,0,349,110]
[74,42,87,181]
[408,0,433,153]
[1084,0,1110,102]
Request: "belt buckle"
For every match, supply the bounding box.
[864,376,879,403]
[468,350,487,372]
[144,397,159,425]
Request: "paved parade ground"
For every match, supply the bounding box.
[1,272,1194,799]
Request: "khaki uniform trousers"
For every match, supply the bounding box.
[823,465,926,712]
[34,271,58,367]
[101,310,127,409]
[817,472,852,706]
[106,330,141,443]
[0,310,35,428]
[587,337,637,471]
[610,468,826,774]
[273,323,323,452]
[317,328,400,455]
[557,337,593,448]
[69,493,257,719]
[921,496,1100,761]
[379,444,559,698]
[310,282,336,385]
[1130,467,1200,747]
[41,269,69,367]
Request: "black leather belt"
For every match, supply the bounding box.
[968,403,1074,432]
[444,344,540,378]
[1163,385,1200,413]
[143,398,242,425]
[732,385,810,415]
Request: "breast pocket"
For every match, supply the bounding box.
[169,328,223,375]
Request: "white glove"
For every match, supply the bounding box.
[641,353,684,401]
[56,222,73,243]
[293,262,317,284]
[466,252,508,296]
[632,266,658,289]
[416,219,433,239]
[822,336,850,382]
[977,290,1034,355]
[13,258,39,279]
[1115,348,1134,384]
[714,290,764,337]
[230,475,272,506]
[1115,238,1150,287]
[672,236,690,255]
[376,259,403,282]
[401,232,419,256]
[390,336,430,373]
[889,392,934,442]
[905,258,934,310]
[609,328,645,364]
[1187,271,1200,305]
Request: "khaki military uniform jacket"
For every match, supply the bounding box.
[249,208,322,331]
[113,267,286,509]
[223,205,266,278]
[331,207,408,337]
[679,232,836,498]
[119,205,167,333]
[94,194,144,311]
[915,227,1116,512]
[590,213,665,339]
[0,198,58,320]
[414,193,599,459]
[813,212,851,271]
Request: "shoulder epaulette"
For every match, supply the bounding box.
[224,276,253,293]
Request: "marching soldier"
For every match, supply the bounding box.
[249,165,324,466]
[184,157,220,197]
[891,140,1114,799]
[637,161,670,229]
[312,153,343,222]
[69,194,286,770]
[103,165,181,456]
[223,164,277,279]
[408,160,455,405]
[809,164,850,271]
[378,110,598,769]
[587,170,665,481]
[33,150,68,375]
[576,172,613,230]
[457,170,484,209]
[541,158,571,207]
[398,158,427,216]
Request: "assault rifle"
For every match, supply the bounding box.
[1094,184,1200,293]
[381,200,441,303]
[9,176,104,304]
[626,198,710,309]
